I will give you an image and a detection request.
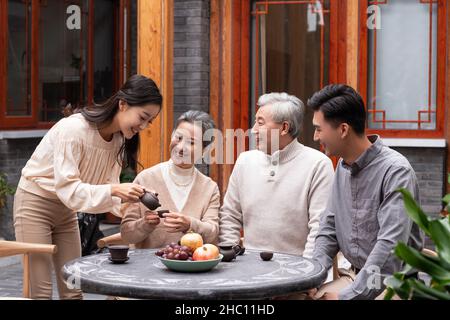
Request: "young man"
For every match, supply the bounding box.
[218,93,334,258]
[308,84,423,300]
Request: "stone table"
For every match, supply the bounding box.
[62,249,327,299]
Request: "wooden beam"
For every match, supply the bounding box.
[137,0,173,171]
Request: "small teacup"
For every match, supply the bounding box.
[108,245,129,261]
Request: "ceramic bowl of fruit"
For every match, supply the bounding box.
[155,234,222,272]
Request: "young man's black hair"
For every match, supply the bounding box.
[307,84,366,136]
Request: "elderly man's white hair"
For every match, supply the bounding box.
[257,92,305,139]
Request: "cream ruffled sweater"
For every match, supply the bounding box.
[18,113,123,215]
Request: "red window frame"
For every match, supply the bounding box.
[0,0,132,130]
[358,0,447,138]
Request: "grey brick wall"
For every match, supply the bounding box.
[173,0,210,174]
[392,147,447,219]
[173,0,210,123]
[0,138,42,240]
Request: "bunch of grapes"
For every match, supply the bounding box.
[155,242,193,261]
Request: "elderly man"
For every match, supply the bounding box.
[218,92,334,258]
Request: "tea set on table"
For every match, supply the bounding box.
[106,191,274,270]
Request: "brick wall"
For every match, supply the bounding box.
[0,138,42,240]
[393,147,447,218]
[173,0,210,174]
[173,0,210,122]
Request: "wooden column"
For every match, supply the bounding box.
[446,4,450,194]
[346,0,359,89]
[0,0,6,127]
[137,0,173,171]
[210,0,235,195]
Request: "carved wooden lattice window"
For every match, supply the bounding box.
[251,0,337,149]
[359,0,446,137]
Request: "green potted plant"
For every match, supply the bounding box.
[0,173,16,240]
[0,173,15,212]
[384,174,450,300]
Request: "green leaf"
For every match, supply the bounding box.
[443,194,450,205]
[383,287,396,300]
[397,189,430,236]
[400,264,414,275]
[407,278,450,300]
[384,274,412,300]
[394,243,450,285]
[428,219,450,267]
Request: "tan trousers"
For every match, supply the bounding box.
[313,267,357,299]
[13,188,83,300]
[314,268,394,300]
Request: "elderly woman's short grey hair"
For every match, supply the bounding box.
[257,92,305,139]
[175,110,216,149]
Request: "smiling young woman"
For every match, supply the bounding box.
[13,74,163,300]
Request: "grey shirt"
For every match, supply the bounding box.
[313,135,423,300]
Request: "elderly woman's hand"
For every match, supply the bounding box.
[143,211,161,225]
[163,212,191,233]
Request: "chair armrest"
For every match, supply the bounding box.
[0,241,57,258]
[97,233,125,248]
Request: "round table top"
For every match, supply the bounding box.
[62,249,327,299]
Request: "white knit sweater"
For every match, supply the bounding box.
[218,139,334,258]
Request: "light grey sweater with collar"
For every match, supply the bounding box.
[218,139,334,258]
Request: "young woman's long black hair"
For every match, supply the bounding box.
[77,74,163,169]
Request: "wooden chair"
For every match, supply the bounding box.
[0,241,57,299]
[332,256,340,280]
[97,233,135,249]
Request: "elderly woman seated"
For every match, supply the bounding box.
[120,111,220,248]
